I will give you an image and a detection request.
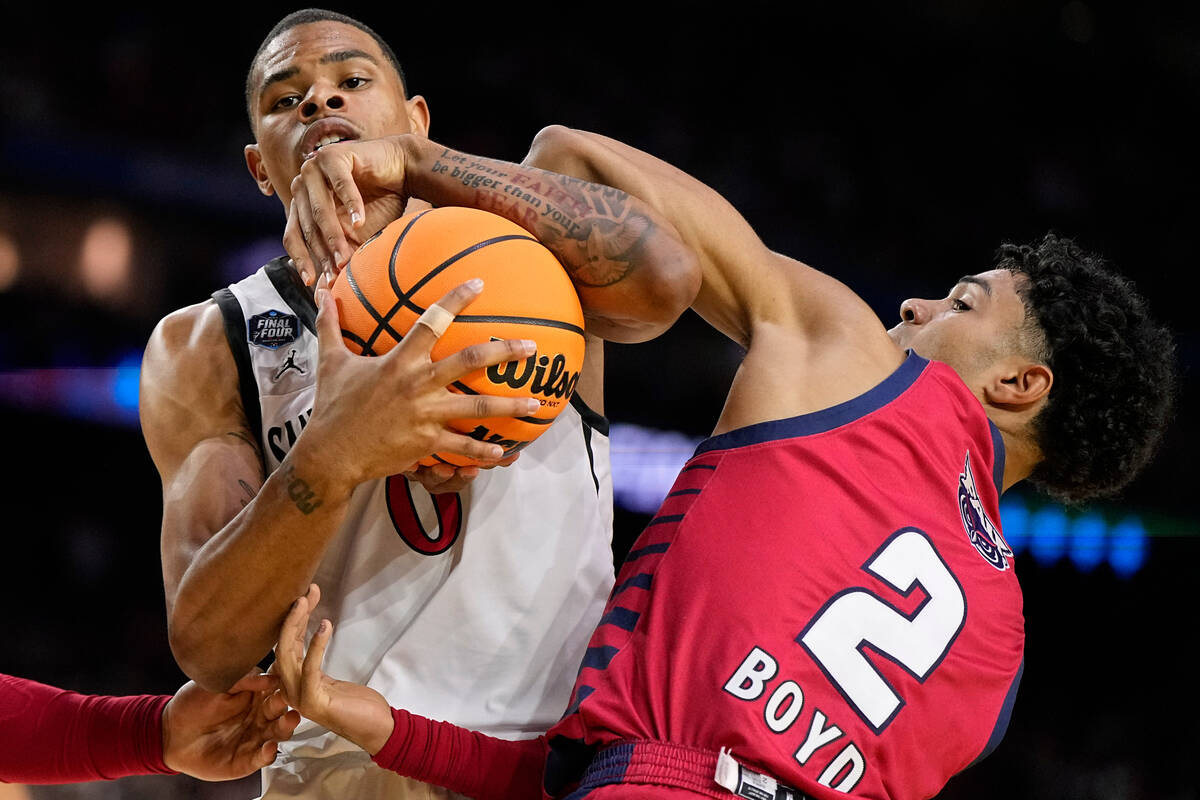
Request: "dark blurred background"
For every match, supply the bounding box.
[0,3,1195,798]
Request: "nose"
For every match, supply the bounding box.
[300,82,346,120]
[899,298,931,324]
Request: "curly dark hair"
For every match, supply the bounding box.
[999,232,1176,505]
[245,8,409,131]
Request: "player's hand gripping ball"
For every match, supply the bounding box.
[330,206,586,467]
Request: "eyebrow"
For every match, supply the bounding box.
[259,50,380,98]
[955,275,993,296]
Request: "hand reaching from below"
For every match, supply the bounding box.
[274,584,395,755]
[160,671,300,781]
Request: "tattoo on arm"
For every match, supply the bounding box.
[237,479,256,508]
[425,150,654,288]
[281,464,323,515]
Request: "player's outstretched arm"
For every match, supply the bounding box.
[521,127,907,432]
[274,586,546,800]
[287,135,702,344]
[143,281,543,691]
[523,126,891,351]
[0,671,297,784]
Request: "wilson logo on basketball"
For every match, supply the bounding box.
[486,347,580,399]
[332,205,586,468]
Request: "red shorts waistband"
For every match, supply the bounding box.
[577,741,813,800]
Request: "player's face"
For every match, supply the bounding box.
[244,21,430,211]
[887,268,1030,386]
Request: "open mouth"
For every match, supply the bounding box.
[303,135,355,160]
[299,119,360,160]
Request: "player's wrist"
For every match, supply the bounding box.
[277,439,356,510]
[397,135,441,198]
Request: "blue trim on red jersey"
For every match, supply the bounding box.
[988,421,1007,496]
[599,607,641,631]
[694,350,929,456]
[625,542,671,561]
[613,573,653,595]
[580,646,620,672]
[970,658,1024,768]
[564,685,595,717]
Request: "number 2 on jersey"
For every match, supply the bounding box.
[798,528,966,733]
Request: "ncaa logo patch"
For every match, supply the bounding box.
[958,452,1013,570]
[248,310,299,350]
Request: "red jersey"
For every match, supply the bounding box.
[546,352,1024,800]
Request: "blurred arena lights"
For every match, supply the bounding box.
[0,231,19,291]
[78,216,133,302]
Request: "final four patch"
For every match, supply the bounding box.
[958,452,1013,570]
[248,310,298,350]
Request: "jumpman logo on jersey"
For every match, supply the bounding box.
[273,349,307,381]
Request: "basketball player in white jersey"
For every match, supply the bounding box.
[138,9,699,800]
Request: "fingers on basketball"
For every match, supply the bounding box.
[430,336,536,385]
[328,207,586,466]
[397,279,484,354]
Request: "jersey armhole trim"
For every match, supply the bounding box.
[570,393,608,494]
[211,289,265,457]
[265,257,317,335]
[968,657,1023,769]
[570,393,609,436]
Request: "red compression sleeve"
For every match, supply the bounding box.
[371,707,548,800]
[0,673,175,784]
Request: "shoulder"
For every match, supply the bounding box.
[140,300,251,471]
[143,300,238,394]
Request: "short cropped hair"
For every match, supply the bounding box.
[245,8,408,129]
[1001,232,1176,504]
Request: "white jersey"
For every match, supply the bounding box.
[213,260,615,799]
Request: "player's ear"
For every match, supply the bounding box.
[983,360,1053,409]
[245,144,275,197]
[406,95,431,138]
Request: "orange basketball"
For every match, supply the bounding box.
[330,206,586,467]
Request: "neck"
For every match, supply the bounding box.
[996,425,1040,493]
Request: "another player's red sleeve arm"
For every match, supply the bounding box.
[371,707,548,800]
[0,673,175,784]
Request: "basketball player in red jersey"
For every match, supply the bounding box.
[275,124,1175,800]
[0,670,298,785]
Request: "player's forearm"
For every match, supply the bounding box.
[517,125,773,347]
[0,674,173,784]
[398,135,700,343]
[371,707,546,800]
[167,448,353,691]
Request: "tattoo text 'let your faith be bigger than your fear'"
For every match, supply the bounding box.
[427,149,652,288]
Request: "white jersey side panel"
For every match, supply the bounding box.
[214,262,614,799]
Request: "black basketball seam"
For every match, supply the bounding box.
[453,314,585,336]
[353,211,431,355]
[387,234,539,321]
[385,210,434,301]
[401,234,539,304]
[340,327,372,355]
[346,263,406,355]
